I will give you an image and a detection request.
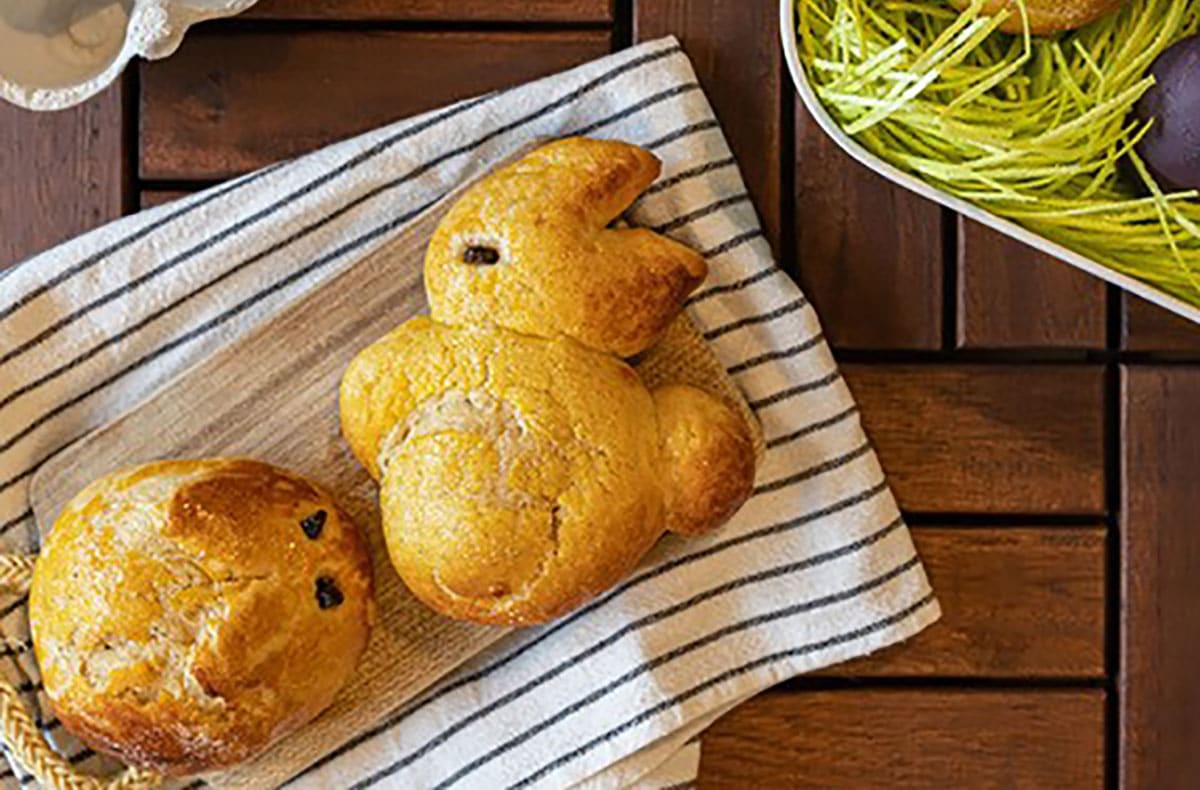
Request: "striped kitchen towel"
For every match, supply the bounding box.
[0,37,939,788]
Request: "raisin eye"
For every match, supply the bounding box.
[462,246,500,265]
[315,577,343,609]
[300,510,326,540]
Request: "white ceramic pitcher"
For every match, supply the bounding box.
[0,0,258,111]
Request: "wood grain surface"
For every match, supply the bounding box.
[820,528,1106,678]
[635,0,782,254]
[7,0,1196,783]
[793,104,944,350]
[843,364,1107,513]
[139,30,611,180]
[138,190,193,209]
[0,81,127,270]
[956,219,1106,348]
[1122,295,1200,352]
[1121,366,1200,789]
[698,689,1106,788]
[244,0,613,21]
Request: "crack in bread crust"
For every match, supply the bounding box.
[30,459,374,775]
[384,388,573,609]
[339,138,757,626]
[355,320,670,625]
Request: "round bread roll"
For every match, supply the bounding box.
[951,0,1127,34]
[29,459,374,776]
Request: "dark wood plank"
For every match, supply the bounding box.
[957,218,1106,348]
[0,82,127,270]
[244,0,612,21]
[635,0,782,254]
[844,364,1106,513]
[139,190,193,209]
[820,527,1106,678]
[1122,294,1200,352]
[700,689,1106,788]
[793,103,943,350]
[140,30,611,180]
[1121,366,1200,789]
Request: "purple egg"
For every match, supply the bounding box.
[1134,35,1200,192]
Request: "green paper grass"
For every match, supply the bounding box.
[796,0,1200,309]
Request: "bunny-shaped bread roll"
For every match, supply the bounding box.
[340,138,756,625]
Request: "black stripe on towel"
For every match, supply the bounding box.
[343,511,905,785]
[748,370,842,412]
[407,557,924,790]
[0,197,433,491]
[0,46,694,482]
[0,84,721,498]
[0,43,683,371]
[642,157,736,197]
[0,164,283,326]
[0,89,721,427]
[0,595,29,622]
[645,119,720,151]
[701,296,807,341]
[571,82,700,138]
[766,405,860,450]
[726,332,824,376]
[0,508,31,537]
[0,99,485,372]
[752,442,872,497]
[510,592,936,789]
[284,478,892,784]
[688,264,780,305]
[698,228,765,259]
[651,193,751,234]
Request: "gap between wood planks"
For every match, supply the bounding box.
[184,18,614,34]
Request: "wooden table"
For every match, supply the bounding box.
[2,2,1197,787]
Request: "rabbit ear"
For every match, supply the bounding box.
[496,137,662,228]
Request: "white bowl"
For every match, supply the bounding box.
[778,0,1200,327]
[0,0,259,111]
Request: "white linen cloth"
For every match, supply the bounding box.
[0,37,939,789]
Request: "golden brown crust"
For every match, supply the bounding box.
[341,138,757,626]
[29,459,374,776]
[424,137,707,358]
[343,320,665,625]
[952,0,1127,33]
[653,385,757,535]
